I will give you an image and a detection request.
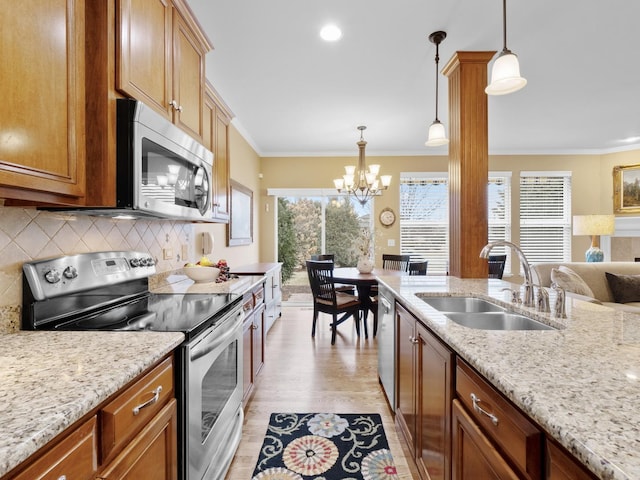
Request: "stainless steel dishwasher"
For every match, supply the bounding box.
[377,284,396,411]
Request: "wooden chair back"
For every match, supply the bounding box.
[409,260,429,276]
[382,254,411,272]
[488,254,507,279]
[306,260,337,306]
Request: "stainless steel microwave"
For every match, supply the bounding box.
[49,99,215,222]
[113,98,214,221]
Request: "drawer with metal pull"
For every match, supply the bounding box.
[456,358,542,479]
[100,356,174,463]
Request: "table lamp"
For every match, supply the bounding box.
[572,215,615,262]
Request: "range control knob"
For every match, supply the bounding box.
[44,269,61,284]
[130,258,140,268]
[63,266,78,279]
[145,257,155,266]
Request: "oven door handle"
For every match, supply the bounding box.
[191,308,242,361]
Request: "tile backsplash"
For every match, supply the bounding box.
[0,206,194,332]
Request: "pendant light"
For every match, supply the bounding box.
[425,31,449,147]
[485,0,527,95]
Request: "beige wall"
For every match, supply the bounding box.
[258,150,640,270]
[193,124,261,267]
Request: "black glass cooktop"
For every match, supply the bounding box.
[30,290,242,339]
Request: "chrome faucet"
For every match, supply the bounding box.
[480,240,535,307]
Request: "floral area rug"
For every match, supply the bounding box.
[251,413,399,480]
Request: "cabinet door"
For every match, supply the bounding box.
[417,323,454,480]
[546,439,598,480]
[171,7,205,140]
[0,0,85,201]
[12,417,97,480]
[253,304,266,379]
[204,83,231,221]
[451,400,520,480]
[117,0,172,117]
[242,313,254,406]
[396,303,416,455]
[97,399,178,480]
[212,106,230,218]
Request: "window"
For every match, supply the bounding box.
[399,173,511,275]
[519,172,572,264]
[268,188,372,284]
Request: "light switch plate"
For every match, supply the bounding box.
[181,244,189,260]
[163,248,173,260]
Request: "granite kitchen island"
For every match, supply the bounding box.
[379,274,640,480]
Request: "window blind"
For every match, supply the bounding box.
[519,172,572,265]
[399,173,512,275]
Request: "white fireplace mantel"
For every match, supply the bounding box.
[601,216,640,259]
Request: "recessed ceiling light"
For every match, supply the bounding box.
[320,24,342,42]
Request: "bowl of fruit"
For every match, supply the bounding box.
[183,257,221,283]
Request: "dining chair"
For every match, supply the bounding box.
[409,260,429,276]
[487,254,507,279]
[306,260,363,345]
[382,254,411,272]
[310,254,355,294]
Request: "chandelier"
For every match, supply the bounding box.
[333,126,391,206]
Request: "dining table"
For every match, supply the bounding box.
[332,267,407,336]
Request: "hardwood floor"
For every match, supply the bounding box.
[225,304,417,479]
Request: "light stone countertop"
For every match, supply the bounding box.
[150,272,264,295]
[0,330,184,478]
[377,274,640,480]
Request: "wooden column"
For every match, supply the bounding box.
[442,51,495,278]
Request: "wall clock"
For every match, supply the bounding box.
[379,207,396,227]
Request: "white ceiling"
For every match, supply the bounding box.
[188,0,640,157]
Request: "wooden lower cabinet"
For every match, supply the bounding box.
[452,399,520,480]
[11,417,97,480]
[97,400,177,480]
[455,359,542,480]
[242,283,266,407]
[4,356,177,480]
[546,440,598,480]
[396,303,454,480]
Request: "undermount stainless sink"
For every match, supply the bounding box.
[420,296,505,313]
[419,295,557,331]
[445,312,556,331]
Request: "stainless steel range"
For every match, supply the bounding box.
[22,251,244,480]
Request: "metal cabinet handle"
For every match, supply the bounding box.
[251,323,259,330]
[409,336,419,344]
[58,476,67,480]
[133,386,162,416]
[471,393,499,426]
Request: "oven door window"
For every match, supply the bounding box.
[141,138,211,215]
[200,339,238,442]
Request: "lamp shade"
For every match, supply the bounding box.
[572,215,615,236]
[485,52,527,95]
[425,121,449,147]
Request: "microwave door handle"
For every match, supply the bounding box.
[190,309,242,361]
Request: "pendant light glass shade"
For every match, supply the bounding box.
[425,120,449,147]
[485,51,527,95]
[485,0,526,96]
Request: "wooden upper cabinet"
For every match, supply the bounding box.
[117,0,173,117]
[0,0,86,203]
[116,0,211,141]
[171,7,206,140]
[203,82,232,221]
